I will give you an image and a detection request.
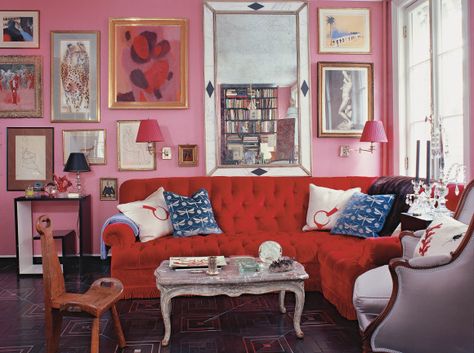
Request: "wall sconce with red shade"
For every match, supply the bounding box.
[339,120,388,157]
[136,119,164,155]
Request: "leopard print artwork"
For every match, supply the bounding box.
[60,42,90,112]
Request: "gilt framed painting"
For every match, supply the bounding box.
[1,11,39,48]
[108,18,188,109]
[51,31,100,122]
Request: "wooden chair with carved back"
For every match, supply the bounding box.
[36,215,126,353]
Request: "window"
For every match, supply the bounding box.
[399,0,468,181]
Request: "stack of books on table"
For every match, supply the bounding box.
[169,256,227,271]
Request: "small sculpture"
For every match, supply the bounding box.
[53,174,72,194]
[269,257,294,273]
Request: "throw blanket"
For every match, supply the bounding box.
[100,213,139,259]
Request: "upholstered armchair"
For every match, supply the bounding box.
[353,180,474,353]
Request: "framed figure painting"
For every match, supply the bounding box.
[109,18,188,109]
[117,120,156,170]
[318,62,373,138]
[178,144,198,167]
[1,11,39,48]
[7,127,54,191]
[0,55,42,118]
[62,129,106,165]
[51,31,100,122]
[100,178,118,201]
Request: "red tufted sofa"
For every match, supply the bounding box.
[103,176,460,320]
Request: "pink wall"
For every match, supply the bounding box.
[0,0,389,256]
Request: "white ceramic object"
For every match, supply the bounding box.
[258,241,282,264]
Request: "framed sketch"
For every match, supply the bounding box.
[318,62,373,138]
[117,120,156,170]
[0,11,39,48]
[100,178,118,201]
[178,144,198,167]
[318,8,370,54]
[7,127,54,191]
[108,18,188,109]
[0,55,42,118]
[51,31,100,122]
[62,129,106,165]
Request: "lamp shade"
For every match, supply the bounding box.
[136,119,164,143]
[360,121,388,143]
[64,153,90,173]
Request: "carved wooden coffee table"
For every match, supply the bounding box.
[154,257,309,346]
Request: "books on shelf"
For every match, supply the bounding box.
[225,120,276,134]
[169,256,227,270]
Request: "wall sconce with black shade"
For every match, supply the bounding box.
[136,119,164,155]
[64,152,90,195]
[339,121,388,157]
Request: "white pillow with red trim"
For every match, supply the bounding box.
[117,187,173,242]
[414,215,468,257]
[303,184,361,231]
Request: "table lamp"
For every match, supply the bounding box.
[64,152,90,196]
[136,119,164,154]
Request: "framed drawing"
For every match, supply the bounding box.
[178,144,198,167]
[117,120,156,170]
[0,11,39,48]
[0,55,42,118]
[100,178,118,201]
[51,31,100,122]
[318,62,373,138]
[62,129,106,165]
[7,127,54,191]
[318,8,370,53]
[109,18,188,109]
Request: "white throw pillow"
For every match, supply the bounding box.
[303,184,361,231]
[414,216,468,257]
[117,187,173,242]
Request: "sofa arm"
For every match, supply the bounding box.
[407,254,452,268]
[359,236,402,267]
[102,223,137,248]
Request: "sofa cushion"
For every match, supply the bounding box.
[164,189,223,237]
[332,193,395,238]
[303,184,360,231]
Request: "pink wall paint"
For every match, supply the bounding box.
[0,0,390,256]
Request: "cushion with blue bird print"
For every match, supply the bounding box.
[163,189,223,237]
[331,192,395,238]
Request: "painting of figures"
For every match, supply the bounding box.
[109,18,188,109]
[1,11,39,48]
[51,32,100,122]
[0,56,42,118]
[318,8,370,53]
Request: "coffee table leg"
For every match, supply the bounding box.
[160,292,172,346]
[279,291,286,313]
[293,284,305,338]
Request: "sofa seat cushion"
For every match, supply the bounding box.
[353,265,392,330]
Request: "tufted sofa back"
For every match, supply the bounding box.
[119,176,377,234]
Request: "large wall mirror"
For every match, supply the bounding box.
[204,1,311,176]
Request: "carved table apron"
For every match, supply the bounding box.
[155,258,309,346]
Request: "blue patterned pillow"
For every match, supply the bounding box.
[163,189,223,237]
[331,193,395,238]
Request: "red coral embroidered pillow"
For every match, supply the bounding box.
[117,187,173,242]
[414,216,468,257]
[303,184,361,231]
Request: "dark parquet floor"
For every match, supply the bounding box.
[0,258,362,353]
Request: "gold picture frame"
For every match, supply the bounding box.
[178,144,198,167]
[109,18,188,109]
[62,129,106,165]
[117,120,156,171]
[100,177,118,201]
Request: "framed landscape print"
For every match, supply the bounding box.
[7,127,53,191]
[318,8,370,53]
[0,11,39,48]
[100,178,118,201]
[117,120,156,170]
[62,129,106,165]
[109,18,188,109]
[51,31,100,122]
[178,144,198,167]
[0,55,42,118]
[318,62,373,138]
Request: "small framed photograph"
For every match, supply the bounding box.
[0,11,39,48]
[117,120,156,171]
[62,129,106,165]
[0,55,43,118]
[318,62,373,138]
[318,8,371,54]
[178,144,198,167]
[7,127,54,191]
[100,178,118,201]
[51,31,100,122]
[108,18,188,109]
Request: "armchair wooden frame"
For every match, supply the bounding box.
[36,215,126,353]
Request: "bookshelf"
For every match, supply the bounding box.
[220,84,278,165]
